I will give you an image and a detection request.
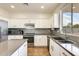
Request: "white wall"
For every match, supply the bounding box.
[0,8,9,21]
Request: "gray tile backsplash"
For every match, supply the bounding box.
[24,28,51,35]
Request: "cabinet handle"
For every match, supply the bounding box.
[62,52,67,56]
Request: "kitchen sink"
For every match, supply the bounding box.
[53,37,64,40]
[52,36,74,44]
[58,40,74,44]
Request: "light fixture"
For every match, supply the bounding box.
[10,5,15,8]
[41,6,44,9]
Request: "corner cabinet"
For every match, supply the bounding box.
[11,41,27,56]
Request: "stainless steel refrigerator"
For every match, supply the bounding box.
[0,20,8,42]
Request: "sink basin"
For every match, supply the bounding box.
[53,37,64,40]
[58,40,74,44]
[52,36,74,44]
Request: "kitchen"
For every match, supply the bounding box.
[0,3,79,56]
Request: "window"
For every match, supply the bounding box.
[60,3,79,36]
[60,4,72,34]
[73,3,79,35]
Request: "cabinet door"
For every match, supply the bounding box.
[35,20,51,28]
[40,35,47,46]
[18,41,27,56]
[52,40,61,56]
[53,13,59,28]
[23,41,27,56]
[49,38,61,56]
[34,35,47,46]
[34,35,40,46]
[49,38,72,56]
[49,38,54,56]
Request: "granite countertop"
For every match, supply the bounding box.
[49,36,79,56]
[0,39,27,56]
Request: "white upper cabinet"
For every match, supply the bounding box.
[51,15,54,30]
[8,19,51,28]
[8,19,29,28]
[8,13,51,28]
[52,13,59,28]
[35,19,51,28]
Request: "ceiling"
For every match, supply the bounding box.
[62,3,79,13]
[0,3,59,13]
[73,3,79,13]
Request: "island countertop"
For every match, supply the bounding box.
[0,39,27,56]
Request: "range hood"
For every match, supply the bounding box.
[24,23,35,29]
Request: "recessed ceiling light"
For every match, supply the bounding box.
[10,5,15,8]
[73,6,76,9]
[41,6,44,9]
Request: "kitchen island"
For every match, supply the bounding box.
[0,39,27,56]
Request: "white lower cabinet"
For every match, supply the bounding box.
[49,38,61,56]
[18,41,27,56]
[49,38,72,56]
[34,35,47,46]
[8,35,23,40]
[11,41,27,56]
[49,38,53,56]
